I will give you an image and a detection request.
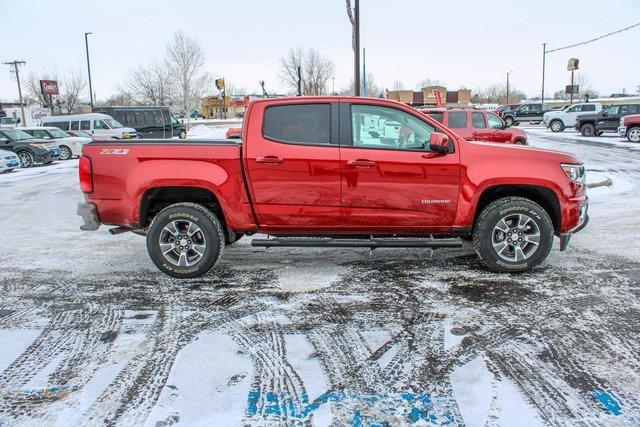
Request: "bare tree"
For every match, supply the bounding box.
[165,31,213,125]
[473,83,526,104]
[340,73,383,98]
[391,81,405,91]
[25,68,86,114]
[278,47,335,95]
[223,81,247,97]
[123,59,173,106]
[416,78,445,89]
[573,72,599,98]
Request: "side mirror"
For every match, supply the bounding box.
[602,111,608,117]
[429,132,450,153]
[369,130,380,138]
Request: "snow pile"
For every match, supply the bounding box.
[186,125,228,139]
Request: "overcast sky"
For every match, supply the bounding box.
[1,0,639,102]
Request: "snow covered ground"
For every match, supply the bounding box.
[0,126,638,426]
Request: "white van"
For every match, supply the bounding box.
[41,113,138,139]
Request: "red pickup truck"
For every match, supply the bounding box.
[78,96,588,278]
[619,114,640,142]
[419,108,528,145]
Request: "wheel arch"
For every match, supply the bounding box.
[473,184,561,233]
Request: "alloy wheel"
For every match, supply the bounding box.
[628,128,640,143]
[18,152,33,168]
[491,213,541,262]
[158,220,207,267]
[59,146,71,160]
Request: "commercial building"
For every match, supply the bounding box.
[387,86,472,108]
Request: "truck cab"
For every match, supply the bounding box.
[502,103,551,126]
[575,103,640,136]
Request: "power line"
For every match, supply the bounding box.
[547,22,640,53]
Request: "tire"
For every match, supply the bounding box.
[179,130,187,139]
[504,116,514,126]
[627,126,640,143]
[513,139,526,145]
[59,145,72,160]
[473,197,554,273]
[146,202,224,278]
[550,120,564,132]
[580,123,595,137]
[17,151,34,168]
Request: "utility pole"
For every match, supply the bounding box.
[506,71,512,104]
[541,43,546,105]
[4,60,26,125]
[362,47,367,96]
[297,65,302,96]
[332,77,335,95]
[354,0,360,96]
[85,32,94,109]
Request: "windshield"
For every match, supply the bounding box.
[102,118,124,129]
[49,128,70,138]
[1,129,34,141]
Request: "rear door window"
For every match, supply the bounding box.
[447,111,467,128]
[471,112,486,128]
[70,121,80,130]
[581,104,596,112]
[48,121,69,130]
[263,104,331,144]
[80,121,91,131]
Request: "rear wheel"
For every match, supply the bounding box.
[473,197,554,273]
[17,151,33,168]
[580,123,595,137]
[550,120,564,132]
[504,116,514,126]
[627,126,640,143]
[59,145,72,160]
[179,130,187,139]
[147,203,224,278]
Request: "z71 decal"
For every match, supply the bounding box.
[100,148,129,155]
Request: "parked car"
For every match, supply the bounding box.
[225,127,242,139]
[21,126,91,160]
[574,104,640,136]
[189,110,204,119]
[41,113,137,140]
[493,104,521,119]
[542,103,602,132]
[0,148,20,172]
[78,96,588,278]
[93,106,187,139]
[619,114,640,143]
[502,103,551,126]
[419,108,527,145]
[0,128,59,167]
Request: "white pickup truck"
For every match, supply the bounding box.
[543,103,602,132]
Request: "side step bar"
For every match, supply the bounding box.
[251,237,463,249]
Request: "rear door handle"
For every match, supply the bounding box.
[256,156,284,164]
[347,159,376,168]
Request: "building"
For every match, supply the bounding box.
[201,96,251,118]
[387,86,471,108]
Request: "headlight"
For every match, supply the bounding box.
[29,143,44,149]
[561,163,585,184]
[620,117,625,125]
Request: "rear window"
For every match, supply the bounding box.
[427,113,444,123]
[263,104,331,144]
[81,120,91,131]
[581,104,596,112]
[448,111,467,128]
[47,121,69,130]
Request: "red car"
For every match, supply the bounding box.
[225,127,242,139]
[619,114,640,143]
[419,108,527,145]
[78,96,588,278]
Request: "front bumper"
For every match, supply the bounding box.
[618,126,626,138]
[559,201,589,251]
[77,202,100,231]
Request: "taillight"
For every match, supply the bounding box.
[79,155,93,193]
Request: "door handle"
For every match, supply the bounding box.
[347,159,376,168]
[256,156,284,164]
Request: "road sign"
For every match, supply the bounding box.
[40,80,59,95]
[215,79,225,90]
[565,85,579,95]
[567,58,579,71]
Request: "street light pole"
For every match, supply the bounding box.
[541,43,547,105]
[3,60,26,125]
[506,71,512,104]
[85,32,94,109]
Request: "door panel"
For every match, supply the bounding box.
[340,102,460,232]
[244,102,341,231]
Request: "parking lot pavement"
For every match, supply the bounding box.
[0,130,639,425]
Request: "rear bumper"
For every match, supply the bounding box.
[77,202,101,231]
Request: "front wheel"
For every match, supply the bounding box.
[147,203,224,278]
[59,145,72,160]
[179,130,187,139]
[504,116,514,126]
[17,151,34,168]
[473,197,554,273]
[627,127,640,143]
